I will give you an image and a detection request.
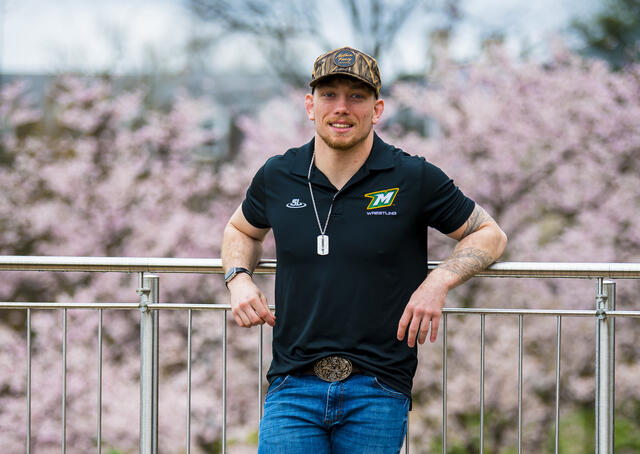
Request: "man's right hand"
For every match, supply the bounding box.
[228,273,275,327]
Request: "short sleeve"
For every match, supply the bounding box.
[241,165,271,229]
[420,161,475,234]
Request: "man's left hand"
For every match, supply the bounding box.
[396,281,448,347]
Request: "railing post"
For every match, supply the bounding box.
[138,273,159,454]
[595,279,615,454]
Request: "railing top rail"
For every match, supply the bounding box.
[441,261,640,279]
[0,256,231,274]
[1,256,640,278]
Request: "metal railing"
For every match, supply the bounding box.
[2,256,640,454]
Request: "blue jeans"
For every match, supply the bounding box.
[258,374,410,454]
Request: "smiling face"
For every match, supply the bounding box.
[305,76,384,153]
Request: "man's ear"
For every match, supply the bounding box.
[371,98,384,125]
[305,94,315,121]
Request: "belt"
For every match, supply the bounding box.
[303,356,361,382]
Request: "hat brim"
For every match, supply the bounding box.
[309,73,378,95]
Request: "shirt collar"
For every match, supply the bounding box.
[290,137,315,178]
[290,132,395,178]
[366,133,395,170]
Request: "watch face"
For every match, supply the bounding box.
[224,268,237,282]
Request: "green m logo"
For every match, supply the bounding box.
[364,187,399,210]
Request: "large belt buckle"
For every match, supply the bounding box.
[313,356,353,382]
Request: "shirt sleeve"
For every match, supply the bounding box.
[420,160,475,234]
[241,165,271,229]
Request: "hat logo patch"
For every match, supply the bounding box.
[334,50,356,67]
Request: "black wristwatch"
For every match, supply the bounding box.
[224,267,253,288]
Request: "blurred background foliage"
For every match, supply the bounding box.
[572,0,640,69]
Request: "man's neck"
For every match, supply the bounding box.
[313,132,374,190]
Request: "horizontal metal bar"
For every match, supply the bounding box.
[4,303,638,318]
[149,303,277,311]
[445,309,639,318]
[443,308,596,317]
[606,311,640,318]
[2,256,640,278]
[151,305,588,315]
[148,303,232,311]
[0,256,275,274]
[0,302,140,310]
[432,261,640,279]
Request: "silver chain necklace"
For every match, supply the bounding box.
[307,151,339,255]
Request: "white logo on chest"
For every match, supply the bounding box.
[286,198,307,208]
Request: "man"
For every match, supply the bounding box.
[221,46,507,453]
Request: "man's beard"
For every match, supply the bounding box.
[317,122,373,151]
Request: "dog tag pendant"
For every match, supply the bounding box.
[317,234,329,255]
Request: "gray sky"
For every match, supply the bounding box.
[1,0,598,76]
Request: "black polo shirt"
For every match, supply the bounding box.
[242,133,475,397]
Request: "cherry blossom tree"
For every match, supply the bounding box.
[0,76,266,453]
[392,48,640,452]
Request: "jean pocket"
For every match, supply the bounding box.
[372,377,408,401]
[265,375,290,398]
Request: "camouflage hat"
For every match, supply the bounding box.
[310,47,381,97]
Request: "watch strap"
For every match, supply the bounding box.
[224,267,253,288]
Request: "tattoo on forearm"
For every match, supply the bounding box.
[461,205,494,239]
[438,247,495,281]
